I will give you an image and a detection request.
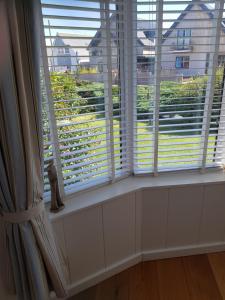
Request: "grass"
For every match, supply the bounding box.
[44,115,218,193]
[135,123,216,169]
[64,117,217,171]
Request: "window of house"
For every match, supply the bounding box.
[205,53,210,74]
[41,0,225,199]
[57,48,64,54]
[177,29,191,50]
[98,65,103,73]
[91,50,98,57]
[65,47,70,54]
[175,56,190,69]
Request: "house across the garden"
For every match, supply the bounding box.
[161,1,225,79]
[48,33,90,72]
[48,1,225,82]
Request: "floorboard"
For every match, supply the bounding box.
[156,257,189,300]
[183,255,222,300]
[70,252,225,300]
[208,252,225,299]
[142,261,160,300]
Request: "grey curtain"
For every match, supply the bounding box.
[0,0,67,299]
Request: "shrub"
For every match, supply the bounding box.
[136,67,225,132]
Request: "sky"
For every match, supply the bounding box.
[41,0,189,37]
[41,0,220,48]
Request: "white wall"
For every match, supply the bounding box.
[51,182,225,297]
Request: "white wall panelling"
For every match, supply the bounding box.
[142,188,169,251]
[52,218,70,284]
[199,183,225,243]
[135,190,142,253]
[102,193,136,266]
[63,205,105,283]
[2,182,225,298]
[166,186,203,248]
[51,182,225,297]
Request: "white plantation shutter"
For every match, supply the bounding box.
[41,0,128,196]
[134,0,225,174]
[41,72,54,198]
[41,0,225,198]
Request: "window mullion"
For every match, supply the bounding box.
[116,0,127,176]
[153,0,163,176]
[100,0,115,182]
[200,0,224,171]
[124,0,135,174]
[40,20,65,197]
[214,70,225,165]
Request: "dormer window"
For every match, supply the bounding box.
[177,29,191,50]
[65,47,70,54]
[58,48,64,54]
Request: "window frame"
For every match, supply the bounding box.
[57,48,64,55]
[177,28,191,50]
[175,56,190,69]
[41,0,225,199]
[218,55,225,66]
[64,47,70,55]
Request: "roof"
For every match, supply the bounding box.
[87,1,225,49]
[137,30,155,48]
[87,13,117,49]
[53,33,89,58]
[87,15,156,49]
[163,1,225,40]
[51,2,225,56]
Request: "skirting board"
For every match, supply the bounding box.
[142,242,225,261]
[66,254,142,298]
[65,242,225,299]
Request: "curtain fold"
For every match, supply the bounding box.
[0,0,67,299]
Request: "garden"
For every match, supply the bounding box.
[42,67,224,187]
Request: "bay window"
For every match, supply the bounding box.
[41,0,225,198]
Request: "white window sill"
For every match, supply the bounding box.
[48,169,225,222]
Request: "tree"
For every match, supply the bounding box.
[43,72,103,185]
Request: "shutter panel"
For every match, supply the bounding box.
[41,0,127,196]
[134,0,225,173]
[41,67,53,198]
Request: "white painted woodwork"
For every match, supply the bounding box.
[166,186,203,247]
[52,219,70,284]
[50,182,225,296]
[63,206,105,282]
[142,188,169,251]
[199,184,225,243]
[135,190,142,253]
[102,193,135,266]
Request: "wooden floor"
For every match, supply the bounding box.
[71,252,225,300]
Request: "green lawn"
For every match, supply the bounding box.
[44,114,218,191]
[76,118,217,170]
